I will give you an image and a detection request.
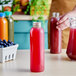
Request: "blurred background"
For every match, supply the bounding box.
[0,0,52,49]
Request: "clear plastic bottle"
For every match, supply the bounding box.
[50,12,62,54]
[0,13,8,41]
[30,22,44,72]
[67,17,76,60]
[4,11,14,42]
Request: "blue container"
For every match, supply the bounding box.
[14,20,48,49]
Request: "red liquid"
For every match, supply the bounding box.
[30,27,44,72]
[67,28,76,60]
[50,17,62,54]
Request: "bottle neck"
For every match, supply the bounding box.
[6,15,11,17]
[33,25,41,28]
[33,22,41,28]
[52,12,60,20]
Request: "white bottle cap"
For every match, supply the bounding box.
[56,12,60,20]
[52,12,56,17]
[69,17,76,28]
[56,12,60,18]
[33,22,41,28]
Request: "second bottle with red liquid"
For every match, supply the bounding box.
[67,17,76,60]
[50,12,62,54]
[30,22,44,72]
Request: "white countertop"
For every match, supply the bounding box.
[0,49,76,76]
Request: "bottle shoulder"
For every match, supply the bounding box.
[51,17,58,23]
[51,17,57,20]
[6,16,14,22]
[0,17,8,22]
[6,16,13,20]
[30,27,44,33]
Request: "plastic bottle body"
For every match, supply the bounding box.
[67,28,76,60]
[30,26,44,72]
[6,16,14,42]
[67,17,76,60]
[50,17,62,54]
[0,17,8,41]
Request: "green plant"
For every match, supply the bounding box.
[12,0,21,14]
[2,6,4,12]
[0,0,10,4]
[24,0,49,28]
[4,0,9,4]
[12,0,16,5]
[14,20,19,22]
[12,0,20,14]
[25,0,49,20]
[0,0,2,4]
[0,0,11,12]
[13,5,20,14]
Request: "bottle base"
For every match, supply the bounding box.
[31,70,44,72]
[30,67,44,72]
[50,50,61,54]
[67,54,76,60]
[31,69,44,72]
